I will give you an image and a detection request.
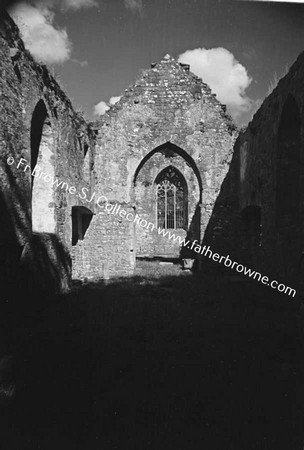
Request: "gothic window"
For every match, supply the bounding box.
[156,166,187,229]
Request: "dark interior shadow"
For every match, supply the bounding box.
[200,134,304,295]
[0,156,71,306]
[180,202,201,261]
[1,269,304,450]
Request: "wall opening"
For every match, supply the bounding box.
[72,206,93,246]
[133,143,201,258]
[84,143,89,157]
[12,62,22,82]
[155,166,188,229]
[31,100,48,179]
[276,94,301,228]
[10,52,22,82]
[31,99,56,233]
[83,142,91,184]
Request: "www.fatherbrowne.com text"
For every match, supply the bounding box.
[10,156,297,298]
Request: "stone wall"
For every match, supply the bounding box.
[134,147,200,257]
[1,10,261,287]
[207,51,304,291]
[77,54,237,278]
[0,9,94,295]
[72,204,136,280]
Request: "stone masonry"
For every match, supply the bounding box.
[0,9,94,294]
[74,54,237,279]
[203,51,304,293]
[230,52,304,290]
[1,6,304,294]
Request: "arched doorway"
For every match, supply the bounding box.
[133,143,201,258]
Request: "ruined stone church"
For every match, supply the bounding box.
[0,8,303,295]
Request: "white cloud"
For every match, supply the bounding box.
[124,0,143,13]
[178,47,254,121]
[93,101,110,116]
[109,96,121,105]
[9,0,97,65]
[93,95,121,116]
[10,2,71,64]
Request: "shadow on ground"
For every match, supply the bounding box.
[1,260,304,450]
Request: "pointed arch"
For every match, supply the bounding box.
[133,142,202,201]
[133,142,201,258]
[31,99,56,233]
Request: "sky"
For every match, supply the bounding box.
[5,0,304,126]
